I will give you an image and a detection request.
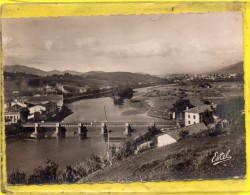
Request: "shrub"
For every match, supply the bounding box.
[27,160,59,184]
[8,170,27,185]
[179,130,189,140]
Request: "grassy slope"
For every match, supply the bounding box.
[81,132,246,183]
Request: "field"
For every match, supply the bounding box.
[125,81,244,119]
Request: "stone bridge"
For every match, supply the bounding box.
[22,121,178,139]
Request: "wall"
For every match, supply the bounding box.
[185,112,200,126]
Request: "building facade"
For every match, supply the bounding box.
[184,105,213,126]
[5,111,21,124]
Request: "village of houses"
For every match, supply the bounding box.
[4,95,64,125]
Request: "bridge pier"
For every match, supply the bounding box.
[30,123,40,139]
[123,123,132,135]
[101,122,108,135]
[78,123,87,139]
[52,123,66,138]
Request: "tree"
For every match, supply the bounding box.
[216,96,244,124]
[147,125,157,140]
[202,109,214,125]
[28,78,43,87]
[116,139,137,160]
[28,160,59,184]
[179,130,189,140]
[113,85,133,99]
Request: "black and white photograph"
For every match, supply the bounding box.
[2,12,246,184]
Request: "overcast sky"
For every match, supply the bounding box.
[2,12,243,75]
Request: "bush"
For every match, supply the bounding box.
[179,130,189,140]
[113,139,137,161]
[8,170,27,185]
[27,160,59,184]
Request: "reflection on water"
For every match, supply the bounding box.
[7,96,156,173]
[64,97,153,122]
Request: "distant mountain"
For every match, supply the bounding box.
[4,65,83,76]
[4,65,48,76]
[4,65,165,86]
[212,61,243,74]
[82,71,105,77]
[81,71,165,86]
[48,69,83,76]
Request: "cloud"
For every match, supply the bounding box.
[90,39,172,58]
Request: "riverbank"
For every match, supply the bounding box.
[51,106,73,122]
[5,106,73,139]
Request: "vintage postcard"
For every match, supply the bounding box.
[0,2,249,194]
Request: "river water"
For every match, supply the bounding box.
[6,89,160,173]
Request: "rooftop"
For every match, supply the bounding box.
[184,105,212,114]
[167,123,208,140]
[19,95,63,104]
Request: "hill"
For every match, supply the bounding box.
[4,65,83,76]
[4,67,166,97]
[4,65,165,86]
[213,61,243,74]
[84,72,164,85]
[80,133,245,183]
[4,65,48,76]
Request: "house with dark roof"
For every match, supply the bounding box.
[5,107,21,124]
[184,105,213,126]
[19,95,63,110]
[172,99,194,121]
[157,123,208,147]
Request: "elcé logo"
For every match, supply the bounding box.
[212,150,232,165]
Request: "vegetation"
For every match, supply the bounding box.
[112,85,133,99]
[5,123,32,137]
[82,131,246,182]
[216,96,244,124]
[179,130,189,140]
[7,155,104,184]
[4,71,166,98]
[202,109,214,125]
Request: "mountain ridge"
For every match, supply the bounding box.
[4,61,244,76]
[211,61,243,74]
[4,65,83,76]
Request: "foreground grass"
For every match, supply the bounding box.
[81,132,245,183]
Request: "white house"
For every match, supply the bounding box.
[5,111,20,124]
[184,105,212,126]
[157,133,177,147]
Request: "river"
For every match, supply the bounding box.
[6,90,160,173]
